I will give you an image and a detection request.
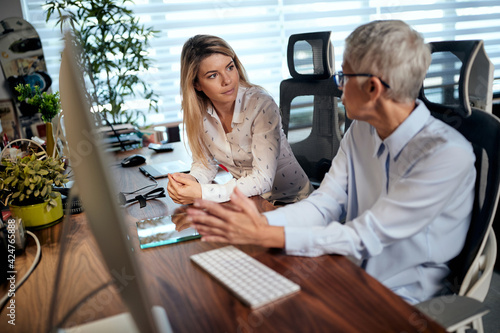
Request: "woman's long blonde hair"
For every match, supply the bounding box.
[180,35,253,166]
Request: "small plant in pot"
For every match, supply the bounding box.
[0,139,68,229]
[14,83,61,157]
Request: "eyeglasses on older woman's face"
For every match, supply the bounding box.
[333,71,391,89]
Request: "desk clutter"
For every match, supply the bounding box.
[98,123,143,151]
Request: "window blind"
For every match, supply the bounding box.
[20,0,500,126]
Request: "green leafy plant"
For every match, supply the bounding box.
[45,0,159,125]
[15,83,61,123]
[0,151,68,210]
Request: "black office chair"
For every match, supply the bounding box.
[280,31,343,187]
[415,40,498,333]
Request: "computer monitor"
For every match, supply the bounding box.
[57,32,172,333]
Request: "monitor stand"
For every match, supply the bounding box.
[57,306,172,333]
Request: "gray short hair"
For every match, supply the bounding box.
[344,20,431,104]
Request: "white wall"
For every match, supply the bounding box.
[0,0,24,100]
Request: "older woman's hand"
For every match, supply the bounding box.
[171,205,193,232]
[186,187,285,248]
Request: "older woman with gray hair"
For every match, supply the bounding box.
[184,20,476,304]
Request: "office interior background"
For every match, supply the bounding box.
[1,1,499,331]
[1,0,499,130]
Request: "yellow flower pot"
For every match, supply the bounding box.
[9,193,64,229]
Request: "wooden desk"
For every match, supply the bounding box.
[0,142,445,332]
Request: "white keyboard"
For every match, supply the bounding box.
[190,246,300,309]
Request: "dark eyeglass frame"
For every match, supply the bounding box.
[333,71,391,89]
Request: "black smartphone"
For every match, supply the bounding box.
[148,143,174,153]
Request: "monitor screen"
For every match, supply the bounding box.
[58,32,171,332]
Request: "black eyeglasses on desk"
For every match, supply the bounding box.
[333,71,391,89]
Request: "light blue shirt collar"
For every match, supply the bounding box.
[372,99,430,160]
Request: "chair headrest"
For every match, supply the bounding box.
[419,40,494,118]
[287,31,334,80]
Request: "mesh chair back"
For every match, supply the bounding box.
[419,40,499,295]
[432,109,500,294]
[280,31,343,185]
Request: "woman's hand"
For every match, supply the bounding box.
[171,205,193,231]
[167,173,202,204]
[186,187,285,248]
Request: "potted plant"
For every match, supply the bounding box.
[14,83,61,157]
[45,0,159,126]
[0,139,68,229]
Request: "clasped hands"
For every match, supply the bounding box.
[171,187,285,248]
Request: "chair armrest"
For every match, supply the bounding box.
[415,295,490,332]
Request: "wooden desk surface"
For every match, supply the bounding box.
[0,142,445,332]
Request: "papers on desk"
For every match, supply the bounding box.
[136,215,200,249]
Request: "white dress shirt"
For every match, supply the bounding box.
[190,85,312,203]
[264,100,476,304]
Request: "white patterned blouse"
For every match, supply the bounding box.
[189,85,312,203]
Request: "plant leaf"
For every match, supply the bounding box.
[4,176,14,185]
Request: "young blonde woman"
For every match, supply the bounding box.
[167,35,312,204]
